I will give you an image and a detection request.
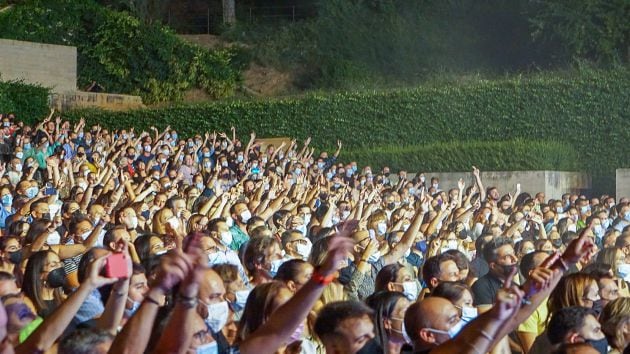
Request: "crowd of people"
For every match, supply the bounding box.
[0,109,626,354]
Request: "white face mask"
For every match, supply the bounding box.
[461,306,478,323]
[220,231,233,246]
[47,231,61,245]
[376,222,387,235]
[167,216,180,229]
[225,217,234,228]
[295,240,312,260]
[400,281,419,301]
[129,216,138,229]
[80,230,92,240]
[567,224,577,232]
[208,252,228,265]
[232,288,251,312]
[269,258,285,277]
[205,301,229,332]
[240,210,252,224]
[391,317,412,344]
[367,250,382,263]
[447,240,458,250]
[617,263,630,282]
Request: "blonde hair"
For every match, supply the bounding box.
[547,273,597,322]
[600,297,630,350]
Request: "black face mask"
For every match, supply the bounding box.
[591,299,604,317]
[8,250,22,265]
[586,337,608,354]
[356,338,383,354]
[40,213,51,221]
[46,267,66,288]
[387,202,396,211]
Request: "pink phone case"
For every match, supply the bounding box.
[105,253,128,278]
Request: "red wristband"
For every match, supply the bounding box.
[312,269,335,285]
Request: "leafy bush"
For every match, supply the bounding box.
[0,0,245,103]
[59,67,629,192]
[341,140,579,173]
[0,80,49,120]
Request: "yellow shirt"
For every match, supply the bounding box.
[518,297,548,335]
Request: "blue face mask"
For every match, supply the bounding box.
[195,341,218,354]
[425,319,465,339]
[26,187,38,199]
[141,210,150,220]
[23,143,31,150]
[1,194,12,207]
[415,240,427,252]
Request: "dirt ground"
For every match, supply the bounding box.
[179,34,295,99]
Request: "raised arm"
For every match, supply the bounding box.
[16,254,117,354]
[238,222,355,354]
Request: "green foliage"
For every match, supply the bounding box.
[227,0,562,90]
[0,0,244,103]
[0,80,49,120]
[530,0,630,63]
[61,68,630,192]
[342,140,579,172]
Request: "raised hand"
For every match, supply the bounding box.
[562,228,596,264]
[492,268,525,321]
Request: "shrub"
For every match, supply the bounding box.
[341,140,578,173]
[60,67,629,193]
[0,80,49,120]
[0,0,244,103]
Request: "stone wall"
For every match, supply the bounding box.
[50,91,144,111]
[0,39,76,92]
[390,171,591,200]
[616,169,630,199]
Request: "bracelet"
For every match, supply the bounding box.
[144,295,162,307]
[554,256,570,272]
[311,268,335,285]
[479,330,493,341]
[176,293,198,309]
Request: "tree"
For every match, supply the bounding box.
[529,0,630,63]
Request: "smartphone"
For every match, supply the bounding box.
[44,183,56,196]
[104,253,129,278]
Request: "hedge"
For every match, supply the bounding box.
[0,0,245,103]
[341,140,579,173]
[0,81,49,120]
[57,67,629,193]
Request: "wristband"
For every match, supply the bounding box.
[144,295,162,307]
[311,268,335,285]
[176,293,198,309]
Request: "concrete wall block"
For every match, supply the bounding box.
[0,38,76,92]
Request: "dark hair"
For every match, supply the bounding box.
[212,263,240,286]
[236,281,287,344]
[482,237,513,263]
[0,271,15,282]
[7,220,29,238]
[242,236,278,276]
[547,306,592,344]
[444,249,470,271]
[274,259,309,283]
[520,251,548,278]
[23,250,62,315]
[365,291,407,349]
[24,219,51,245]
[207,217,227,233]
[134,233,161,263]
[314,301,374,343]
[375,264,404,293]
[421,254,456,289]
[59,328,114,354]
[431,281,472,304]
